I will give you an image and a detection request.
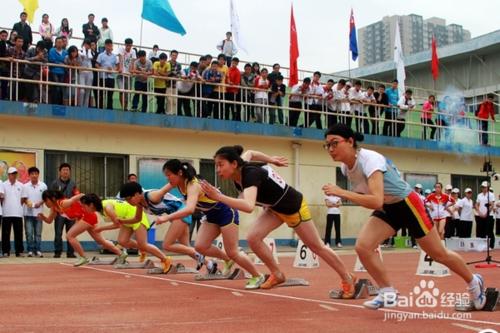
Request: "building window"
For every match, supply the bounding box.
[45,151,128,198]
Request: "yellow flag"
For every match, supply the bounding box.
[18,0,39,24]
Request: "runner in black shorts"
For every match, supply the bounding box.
[322,123,486,310]
[200,145,356,297]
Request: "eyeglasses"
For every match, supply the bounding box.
[323,140,345,150]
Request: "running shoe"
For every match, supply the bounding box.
[139,251,147,263]
[245,274,266,290]
[73,257,90,267]
[341,273,358,299]
[116,251,128,265]
[222,260,235,276]
[27,252,33,257]
[468,273,486,310]
[207,260,218,274]
[36,251,43,258]
[363,290,398,309]
[195,252,205,270]
[162,256,172,273]
[260,272,286,289]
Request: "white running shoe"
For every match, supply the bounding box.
[363,290,398,310]
[467,274,486,310]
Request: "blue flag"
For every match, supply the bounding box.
[142,0,186,36]
[349,9,358,61]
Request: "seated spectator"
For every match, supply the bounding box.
[12,11,32,51]
[216,31,237,64]
[269,74,286,125]
[82,13,100,43]
[148,45,160,63]
[225,57,241,121]
[177,61,201,117]
[39,13,54,50]
[64,45,83,106]
[307,71,324,129]
[371,84,388,135]
[421,94,437,140]
[152,52,169,114]
[240,63,255,121]
[97,18,113,54]
[117,38,137,110]
[55,18,73,40]
[0,29,8,100]
[23,40,47,103]
[254,67,270,123]
[289,77,311,127]
[201,60,222,118]
[131,50,152,113]
[95,39,118,109]
[8,36,26,101]
[396,89,416,137]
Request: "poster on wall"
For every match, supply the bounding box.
[137,158,193,198]
[404,173,438,192]
[0,150,36,184]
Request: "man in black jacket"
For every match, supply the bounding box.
[12,12,32,51]
[82,13,100,43]
[0,30,8,99]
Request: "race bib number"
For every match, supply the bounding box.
[263,165,286,189]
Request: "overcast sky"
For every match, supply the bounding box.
[2,0,499,73]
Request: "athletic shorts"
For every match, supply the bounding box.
[204,202,239,227]
[372,191,434,239]
[269,198,312,228]
[125,215,151,231]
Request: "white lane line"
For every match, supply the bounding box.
[60,263,500,327]
[171,282,179,286]
[319,304,338,312]
[451,322,491,332]
[232,291,244,297]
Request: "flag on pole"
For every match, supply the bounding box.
[393,20,406,96]
[230,0,247,54]
[349,9,358,61]
[431,36,439,81]
[289,4,299,87]
[141,0,186,36]
[18,0,38,24]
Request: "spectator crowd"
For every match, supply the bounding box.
[0,11,496,144]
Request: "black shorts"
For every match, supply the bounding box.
[372,191,434,239]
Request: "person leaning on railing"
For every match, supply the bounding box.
[288,77,311,127]
[166,50,182,115]
[0,29,9,100]
[78,39,94,107]
[95,38,118,110]
[177,61,202,117]
[253,67,270,123]
[361,85,377,135]
[396,89,416,137]
[477,93,496,146]
[201,60,222,119]
[64,45,83,106]
[421,94,437,140]
[8,35,26,101]
[307,71,325,129]
[225,57,241,121]
[23,40,47,103]
[371,84,388,136]
[130,50,152,113]
[240,63,256,122]
[152,52,169,115]
[48,36,67,106]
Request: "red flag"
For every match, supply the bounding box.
[289,4,299,87]
[431,36,439,81]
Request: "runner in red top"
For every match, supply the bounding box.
[425,182,455,239]
[38,190,127,267]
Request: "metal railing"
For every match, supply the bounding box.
[0,57,497,147]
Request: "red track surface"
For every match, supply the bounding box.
[1,251,499,333]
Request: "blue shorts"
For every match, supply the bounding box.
[204,202,239,227]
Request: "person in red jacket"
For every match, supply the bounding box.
[225,57,242,121]
[477,93,496,145]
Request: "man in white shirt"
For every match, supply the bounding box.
[117,38,137,110]
[324,195,342,247]
[475,181,495,248]
[456,188,475,238]
[306,71,324,129]
[2,167,25,257]
[216,32,237,65]
[348,80,368,134]
[340,82,352,128]
[288,78,311,127]
[22,167,47,257]
[396,89,416,137]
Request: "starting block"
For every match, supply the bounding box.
[115,259,156,269]
[455,288,500,312]
[195,268,244,281]
[148,263,198,275]
[89,256,117,265]
[330,278,378,299]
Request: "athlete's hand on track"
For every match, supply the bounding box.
[322,183,343,196]
[269,156,288,167]
[199,180,221,200]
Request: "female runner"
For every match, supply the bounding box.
[321,123,485,310]
[199,146,356,296]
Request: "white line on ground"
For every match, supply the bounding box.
[171,282,178,286]
[319,304,339,312]
[232,291,244,297]
[451,322,489,332]
[60,263,500,327]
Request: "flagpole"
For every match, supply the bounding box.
[139,18,144,49]
[348,50,351,80]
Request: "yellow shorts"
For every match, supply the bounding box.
[125,214,150,231]
[269,199,312,228]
